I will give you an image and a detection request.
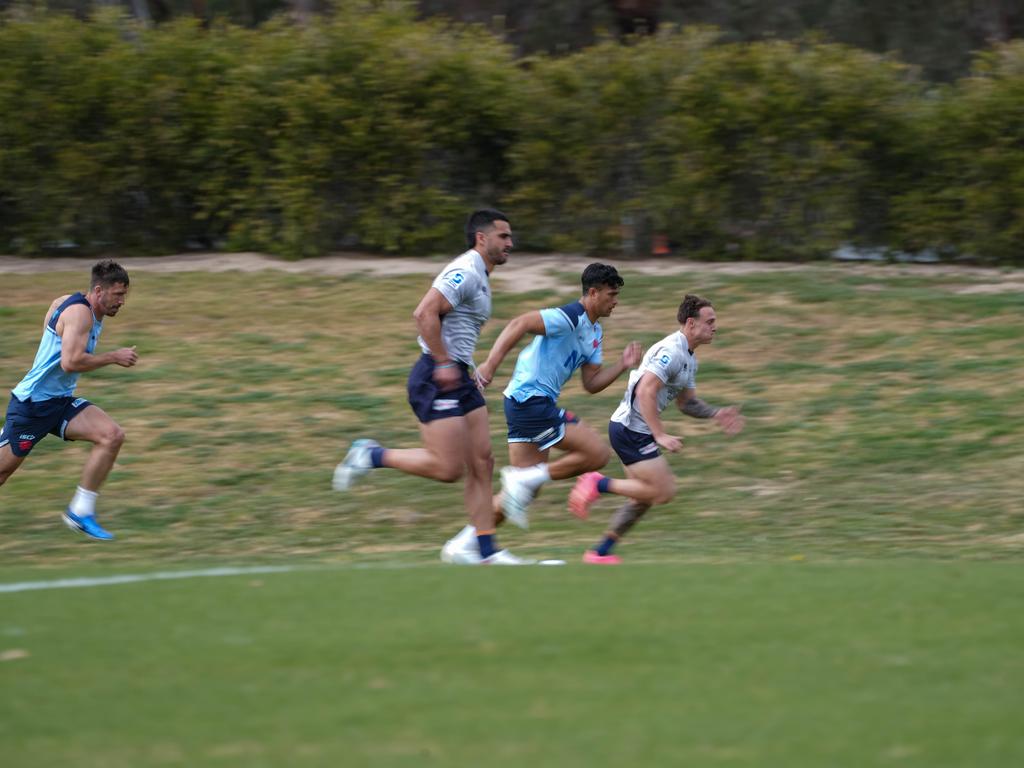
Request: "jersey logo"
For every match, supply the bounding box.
[649,347,671,366]
[444,270,465,286]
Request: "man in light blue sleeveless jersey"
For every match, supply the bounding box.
[0,260,139,540]
[438,264,643,562]
[333,210,529,565]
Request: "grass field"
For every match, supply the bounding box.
[1,258,1022,766]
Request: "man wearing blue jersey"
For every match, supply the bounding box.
[439,263,642,559]
[0,260,138,540]
[333,209,529,565]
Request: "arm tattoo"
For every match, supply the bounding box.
[681,397,720,419]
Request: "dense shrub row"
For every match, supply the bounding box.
[1,4,1022,262]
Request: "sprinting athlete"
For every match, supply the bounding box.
[439,263,642,563]
[0,260,139,540]
[333,209,529,565]
[569,293,745,564]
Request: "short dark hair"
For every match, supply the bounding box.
[91,260,130,289]
[677,294,713,324]
[581,263,624,293]
[465,208,510,249]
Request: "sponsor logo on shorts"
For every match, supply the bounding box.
[640,442,659,454]
[19,434,36,440]
[18,440,33,452]
[534,427,555,442]
[71,398,87,408]
[433,399,459,411]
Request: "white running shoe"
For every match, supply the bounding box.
[332,438,379,491]
[499,466,535,529]
[441,536,482,564]
[482,549,535,565]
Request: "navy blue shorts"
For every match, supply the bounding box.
[0,395,93,457]
[407,354,486,424]
[504,395,579,451]
[608,420,661,465]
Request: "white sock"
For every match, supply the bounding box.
[452,524,477,546]
[517,463,551,492]
[69,486,98,518]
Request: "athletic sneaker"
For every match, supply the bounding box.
[499,466,534,529]
[569,472,603,519]
[582,550,621,565]
[63,509,114,541]
[483,549,535,565]
[441,536,482,564]
[332,438,379,491]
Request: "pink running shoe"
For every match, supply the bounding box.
[582,550,622,565]
[569,472,603,519]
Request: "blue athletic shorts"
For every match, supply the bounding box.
[407,354,486,424]
[0,395,92,457]
[608,420,661,465]
[504,395,579,450]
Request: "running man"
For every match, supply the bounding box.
[439,263,642,563]
[569,293,745,564]
[332,209,528,565]
[0,260,139,540]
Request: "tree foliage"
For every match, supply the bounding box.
[1,4,1022,263]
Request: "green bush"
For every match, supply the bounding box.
[200,7,521,257]
[0,4,521,258]
[892,42,1024,265]
[0,4,1022,262]
[508,31,919,259]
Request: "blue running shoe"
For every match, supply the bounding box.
[63,509,115,540]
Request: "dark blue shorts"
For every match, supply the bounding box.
[504,395,579,450]
[0,395,93,457]
[609,420,661,465]
[407,354,486,424]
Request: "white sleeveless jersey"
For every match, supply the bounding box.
[417,249,491,366]
[610,331,697,434]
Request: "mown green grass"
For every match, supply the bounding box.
[2,563,1023,768]
[0,262,1022,564]
[1,260,1023,766]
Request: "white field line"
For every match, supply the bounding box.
[0,565,302,594]
[0,561,460,594]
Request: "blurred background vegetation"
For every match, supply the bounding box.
[1,0,1023,262]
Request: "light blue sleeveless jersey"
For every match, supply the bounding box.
[12,293,102,402]
[504,301,603,403]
